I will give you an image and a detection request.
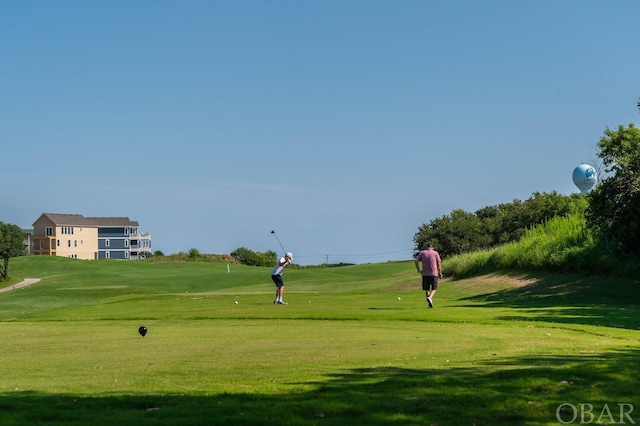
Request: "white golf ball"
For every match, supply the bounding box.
[397,297,401,301]
[234,301,238,304]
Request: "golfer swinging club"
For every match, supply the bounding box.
[271,252,293,305]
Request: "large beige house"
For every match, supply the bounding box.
[31,213,151,260]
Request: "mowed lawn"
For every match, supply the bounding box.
[1,256,639,425]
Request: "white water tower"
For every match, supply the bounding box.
[572,164,598,194]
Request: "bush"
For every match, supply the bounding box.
[230,247,277,267]
[441,213,635,279]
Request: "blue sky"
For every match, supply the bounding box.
[2,1,639,265]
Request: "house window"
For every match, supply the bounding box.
[105,239,110,247]
[57,240,60,247]
[68,240,71,247]
[106,251,110,259]
[74,240,77,247]
[46,227,53,236]
[125,240,129,248]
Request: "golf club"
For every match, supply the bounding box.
[270,230,286,254]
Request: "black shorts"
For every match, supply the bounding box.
[422,275,438,291]
[271,274,284,287]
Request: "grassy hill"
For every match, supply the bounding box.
[1,256,639,425]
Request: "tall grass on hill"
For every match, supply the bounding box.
[493,213,591,270]
[444,213,639,279]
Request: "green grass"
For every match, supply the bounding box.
[444,213,640,278]
[1,256,640,425]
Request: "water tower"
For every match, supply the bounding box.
[572,164,597,194]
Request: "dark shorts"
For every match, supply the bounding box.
[422,275,438,291]
[271,274,284,287]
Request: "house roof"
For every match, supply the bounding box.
[33,213,97,227]
[33,213,139,227]
[88,217,139,227]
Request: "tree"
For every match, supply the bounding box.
[415,209,493,258]
[0,221,27,281]
[586,123,640,255]
[414,192,586,258]
[187,248,201,260]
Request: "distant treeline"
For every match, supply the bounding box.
[414,191,587,258]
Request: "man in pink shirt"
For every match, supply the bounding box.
[414,243,442,308]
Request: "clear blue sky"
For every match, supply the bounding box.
[2,1,639,265]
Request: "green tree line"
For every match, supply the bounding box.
[414,192,587,258]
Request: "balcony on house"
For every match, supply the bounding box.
[130,232,152,259]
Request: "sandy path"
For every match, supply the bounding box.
[0,278,41,293]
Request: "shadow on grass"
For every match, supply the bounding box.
[463,272,640,330]
[3,348,639,426]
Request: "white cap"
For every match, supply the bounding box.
[286,252,293,259]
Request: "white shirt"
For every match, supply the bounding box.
[271,257,288,276]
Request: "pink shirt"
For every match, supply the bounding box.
[416,248,441,276]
